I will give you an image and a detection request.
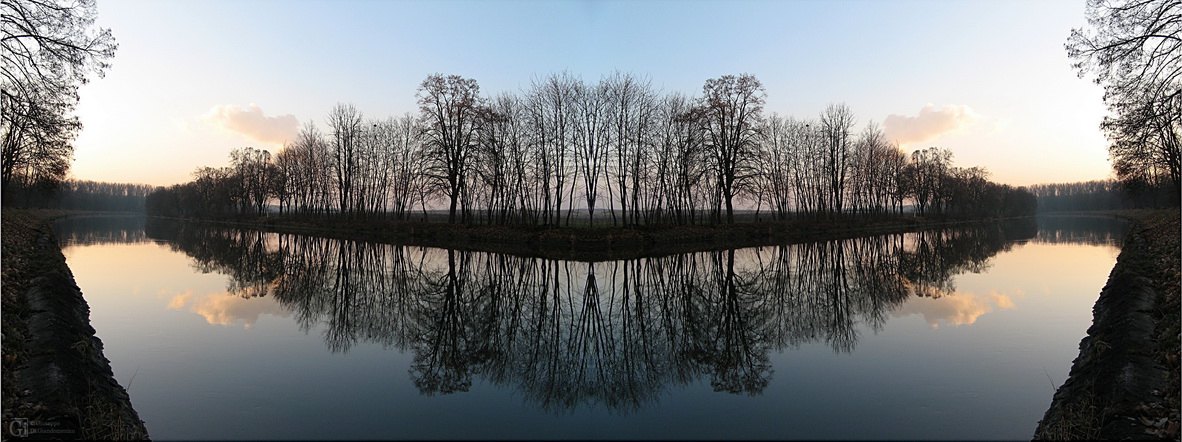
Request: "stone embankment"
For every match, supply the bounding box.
[1035,210,1180,441]
[2,210,149,440]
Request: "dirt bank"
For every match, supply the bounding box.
[2,210,149,440]
[1034,210,1180,441]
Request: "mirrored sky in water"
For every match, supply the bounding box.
[67,234,1117,332]
[893,242,1118,328]
[60,216,1123,440]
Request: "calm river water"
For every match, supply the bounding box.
[58,216,1125,440]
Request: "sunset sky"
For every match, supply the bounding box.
[72,0,1112,188]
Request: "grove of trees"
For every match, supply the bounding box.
[147,72,1037,223]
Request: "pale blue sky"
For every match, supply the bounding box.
[73,0,1111,187]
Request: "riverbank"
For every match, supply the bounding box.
[177,213,1017,261]
[1,210,149,440]
[1035,209,1180,440]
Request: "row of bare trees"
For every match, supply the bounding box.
[147,72,1035,223]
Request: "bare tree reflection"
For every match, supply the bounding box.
[55,215,149,246]
[1035,215,1127,245]
[684,249,773,394]
[137,217,1068,413]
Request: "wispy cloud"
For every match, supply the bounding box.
[883,104,979,146]
[203,104,298,146]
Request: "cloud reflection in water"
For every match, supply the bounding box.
[166,288,290,328]
[893,290,1018,328]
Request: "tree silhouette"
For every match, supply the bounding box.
[417,74,485,223]
[1,0,116,203]
[1067,0,1181,200]
[148,71,1038,221]
[692,74,766,223]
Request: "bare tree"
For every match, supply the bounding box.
[786,119,822,216]
[1067,0,1180,104]
[474,93,527,224]
[758,113,795,220]
[571,78,610,225]
[524,72,577,226]
[1067,0,1181,198]
[386,113,425,221]
[417,74,484,223]
[2,0,117,202]
[326,103,364,217]
[601,71,659,225]
[819,103,855,217]
[229,147,272,215]
[849,122,899,216]
[906,147,953,215]
[883,141,908,215]
[653,92,707,224]
[278,122,333,215]
[692,74,766,223]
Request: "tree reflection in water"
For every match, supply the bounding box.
[55,215,150,245]
[131,217,1098,413]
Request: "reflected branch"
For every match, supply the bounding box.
[136,217,1063,414]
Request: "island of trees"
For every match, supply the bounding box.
[144,72,1037,226]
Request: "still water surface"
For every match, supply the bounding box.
[58,216,1125,440]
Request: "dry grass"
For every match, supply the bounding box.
[79,388,149,440]
[1035,395,1104,441]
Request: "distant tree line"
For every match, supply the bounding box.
[55,180,153,212]
[4,179,152,212]
[1029,179,1169,212]
[147,72,1036,223]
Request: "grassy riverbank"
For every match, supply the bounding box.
[183,213,1013,261]
[1,209,148,440]
[1035,209,1180,440]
